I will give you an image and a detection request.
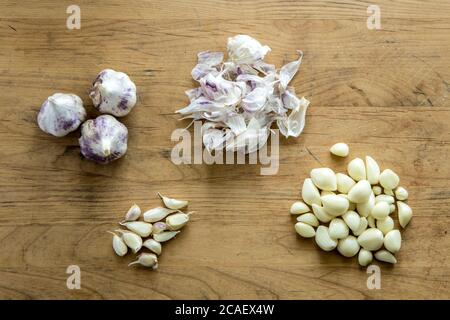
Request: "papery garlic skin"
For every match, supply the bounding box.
[227,35,271,65]
[90,69,137,117]
[37,93,86,137]
[79,115,128,164]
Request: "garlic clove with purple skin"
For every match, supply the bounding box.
[79,115,128,164]
[37,93,87,137]
[89,69,137,117]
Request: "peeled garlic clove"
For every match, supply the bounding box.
[315,226,337,251]
[358,249,373,267]
[347,180,372,204]
[329,142,349,157]
[357,228,384,251]
[379,169,400,190]
[296,213,319,227]
[143,239,162,255]
[371,201,390,220]
[347,158,366,181]
[395,186,408,201]
[153,231,180,242]
[295,222,316,238]
[337,235,360,257]
[310,168,337,191]
[116,229,142,253]
[372,186,382,196]
[129,253,158,269]
[143,207,178,223]
[312,204,333,223]
[365,156,380,185]
[321,194,349,216]
[37,93,87,137]
[290,201,310,214]
[384,188,394,196]
[367,215,376,228]
[389,204,395,213]
[152,221,167,234]
[336,173,356,194]
[343,210,361,232]
[158,193,188,210]
[166,212,192,231]
[376,216,394,235]
[375,194,395,205]
[397,201,412,228]
[353,217,368,236]
[79,115,128,164]
[302,178,321,206]
[374,250,397,264]
[384,229,401,253]
[108,231,128,256]
[329,218,349,239]
[356,192,375,217]
[90,69,137,117]
[321,191,335,196]
[122,204,141,222]
[120,221,153,237]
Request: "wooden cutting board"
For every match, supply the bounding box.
[0,0,449,299]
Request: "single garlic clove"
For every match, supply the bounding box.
[153,231,180,242]
[310,168,337,191]
[347,158,366,181]
[357,228,384,251]
[152,221,167,234]
[342,210,361,232]
[397,201,413,228]
[90,69,137,117]
[129,253,158,269]
[321,191,335,197]
[122,204,141,222]
[356,192,375,217]
[315,226,337,251]
[79,115,128,164]
[337,235,360,257]
[329,142,349,157]
[296,213,319,227]
[376,216,394,235]
[375,194,395,205]
[301,178,321,206]
[295,222,316,238]
[108,231,128,256]
[158,193,188,210]
[321,194,349,216]
[353,217,368,236]
[389,204,395,213]
[365,156,380,185]
[143,207,178,223]
[371,201,390,220]
[358,249,373,267]
[367,215,376,228]
[115,229,142,253]
[329,218,349,239]
[312,204,333,223]
[37,93,87,137]
[336,173,356,194]
[143,239,162,255]
[372,186,382,196]
[384,229,401,253]
[347,180,372,204]
[395,186,408,201]
[290,201,310,214]
[119,221,153,237]
[384,188,394,196]
[379,169,400,190]
[374,250,397,264]
[166,212,192,231]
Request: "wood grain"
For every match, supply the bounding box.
[0,0,449,299]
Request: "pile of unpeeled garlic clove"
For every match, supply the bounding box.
[108,193,192,269]
[291,143,412,267]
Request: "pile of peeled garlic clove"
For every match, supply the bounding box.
[291,143,412,267]
[108,193,192,269]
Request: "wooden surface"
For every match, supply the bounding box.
[1,0,450,299]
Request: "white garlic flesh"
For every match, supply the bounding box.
[365,156,380,185]
[347,158,366,181]
[397,201,413,228]
[347,180,372,204]
[290,201,310,214]
[321,194,349,216]
[356,192,375,217]
[315,226,337,251]
[384,229,401,253]
[37,93,86,137]
[395,187,408,201]
[310,168,337,191]
[371,201,390,220]
[379,169,400,190]
[358,249,373,267]
[374,250,397,264]
[152,221,167,234]
[295,222,316,238]
[329,218,349,239]
[342,210,361,232]
[329,143,349,157]
[336,173,356,194]
[357,228,384,251]
[376,216,394,235]
[302,178,321,206]
[297,213,319,227]
[337,235,360,257]
[312,204,333,223]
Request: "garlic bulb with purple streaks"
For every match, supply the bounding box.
[79,115,128,164]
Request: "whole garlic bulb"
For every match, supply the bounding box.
[89,69,137,117]
[37,93,87,137]
[79,115,128,164]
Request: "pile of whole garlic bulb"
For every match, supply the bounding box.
[37,69,137,164]
[291,143,413,267]
[108,193,192,269]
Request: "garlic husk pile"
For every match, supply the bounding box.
[177,34,310,154]
[79,115,128,164]
[291,144,413,267]
[109,195,192,269]
[90,69,137,117]
[37,93,87,137]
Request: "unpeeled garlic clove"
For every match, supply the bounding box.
[321,194,349,216]
[143,207,178,223]
[347,180,371,203]
[342,210,361,232]
[108,231,128,256]
[302,178,321,206]
[290,201,310,214]
[152,221,167,234]
[337,235,360,257]
[329,142,349,157]
[358,249,373,267]
[296,213,319,227]
[357,228,384,251]
[353,217,368,236]
[122,204,141,222]
[115,229,142,253]
[153,231,180,242]
[375,194,395,205]
[336,173,356,194]
[166,212,192,230]
[376,216,394,235]
[395,186,408,201]
[374,250,397,264]
[119,221,153,237]
[356,192,375,217]
[310,168,337,191]
[384,229,401,253]
[143,239,162,255]
[329,218,349,239]
[347,158,366,181]
[397,201,412,228]
[129,253,158,269]
[315,226,337,251]
[371,201,390,220]
[379,169,400,190]
[365,156,380,185]
[295,222,316,238]
[312,204,333,223]
[158,193,188,210]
